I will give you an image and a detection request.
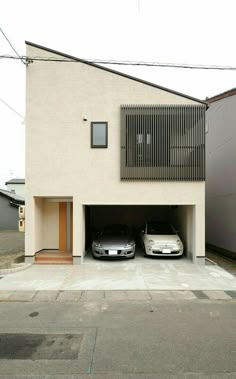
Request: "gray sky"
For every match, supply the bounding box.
[0,0,235,189]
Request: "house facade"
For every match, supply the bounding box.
[206,88,236,258]
[0,189,25,230]
[5,178,25,198]
[25,42,206,264]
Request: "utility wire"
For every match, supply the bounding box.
[0,97,24,119]
[0,28,26,65]
[1,54,236,70]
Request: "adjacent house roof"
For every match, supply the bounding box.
[5,178,25,185]
[25,41,207,107]
[0,189,25,204]
[207,88,236,103]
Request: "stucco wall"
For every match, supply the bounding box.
[25,44,205,260]
[206,95,236,252]
[0,196,19,230]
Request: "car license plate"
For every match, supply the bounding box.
[109,250,118,256]
[163,248,171,254]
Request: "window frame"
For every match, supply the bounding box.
[91,121,108,148]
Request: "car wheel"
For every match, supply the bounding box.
[130,255,135,259]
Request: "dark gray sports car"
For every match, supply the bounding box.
[92,224,135,259]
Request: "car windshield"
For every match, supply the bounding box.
[147,223,175,235]
[103,224,128,236]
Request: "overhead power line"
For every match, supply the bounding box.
[0,97,24,119]
[0,27,27,65]
[1,54,236,70]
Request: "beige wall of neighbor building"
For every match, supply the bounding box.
[25,44,205,263]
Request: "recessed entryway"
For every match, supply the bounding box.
[33,197,73,264]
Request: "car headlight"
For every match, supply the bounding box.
[148,240,154,246]
[124,241,135,247]
[93,241,102,248]
[176,239,182,246]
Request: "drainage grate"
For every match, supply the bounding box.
[192,290,209,299]
[224,291,236,299]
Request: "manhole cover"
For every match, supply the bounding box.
[0,334,83,360]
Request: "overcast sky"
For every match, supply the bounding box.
[0,0,235,189]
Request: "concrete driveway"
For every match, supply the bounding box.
[0,251,236,291]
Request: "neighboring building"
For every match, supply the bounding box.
[5,178,25,198]
[206,88,236,258]
[0,189,25,230]
[25,41,207,264]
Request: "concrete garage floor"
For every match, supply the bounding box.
[0,250,236,291]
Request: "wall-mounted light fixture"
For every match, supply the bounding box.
[83,117,88,121]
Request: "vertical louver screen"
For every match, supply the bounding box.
[121,105,206,181]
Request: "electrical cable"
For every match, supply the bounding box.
[0,54,236,70]
[0,28,27,65]
[0,97,24,119]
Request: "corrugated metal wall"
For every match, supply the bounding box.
[121,105,205,181]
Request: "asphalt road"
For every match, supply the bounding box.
[0,295,235,378]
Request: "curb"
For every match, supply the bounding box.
[0,263,32,275]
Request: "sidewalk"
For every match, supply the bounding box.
[0,289,235,302]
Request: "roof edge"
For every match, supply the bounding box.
[0,189,25,203]
[25,41,208,107]
[207,88,236,103]
[5,179,25,185]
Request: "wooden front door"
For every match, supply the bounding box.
[59,202,73,252]
[59,202,67,252]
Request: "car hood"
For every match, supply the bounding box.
[96,235,133,247]
[145,234,180,243]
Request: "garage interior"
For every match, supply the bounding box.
[84,205,195,261]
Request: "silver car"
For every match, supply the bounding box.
[92,224,135,259]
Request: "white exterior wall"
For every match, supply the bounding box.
[206,95,236,253]
[25,45,205,261]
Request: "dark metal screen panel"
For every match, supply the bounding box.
[121,105,206,181]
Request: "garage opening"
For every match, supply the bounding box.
[84,205,195,262]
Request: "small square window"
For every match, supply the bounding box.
[91,122,108,148]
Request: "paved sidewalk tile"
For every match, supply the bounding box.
[105,290,128,300]
[57,290,82,302]
[33,290,59,302]
[8,291,36,302]
[126,290,151,300]
[80,290,105,301]
[172,291,197,300]
[149,290,174,301]
[203,290,232,300]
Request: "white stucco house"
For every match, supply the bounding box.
[206,88,236,259]
[25,41,207,265]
